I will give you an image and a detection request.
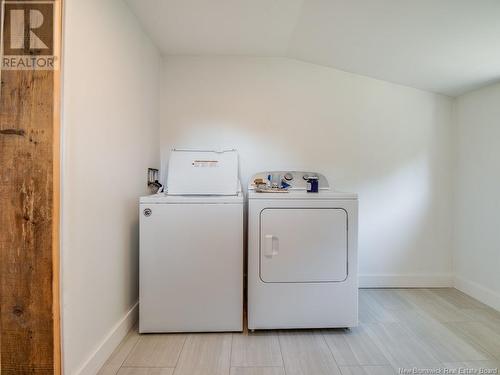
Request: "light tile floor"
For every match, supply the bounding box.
[98,289,500,375]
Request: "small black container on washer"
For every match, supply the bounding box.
[306,176,319,193]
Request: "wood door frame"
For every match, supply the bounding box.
[0,0,63,373]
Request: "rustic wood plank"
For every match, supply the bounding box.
[0,65,55,375]
[0,0,62,373]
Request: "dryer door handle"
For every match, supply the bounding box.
[264,234,279,257]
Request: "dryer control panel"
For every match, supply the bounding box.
[249,171,329,191]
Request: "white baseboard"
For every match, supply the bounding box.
[359,274,454,288]
[454,276,500,312]
[75,302,138,375]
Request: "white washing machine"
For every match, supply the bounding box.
[139,149,243,333]
[248,171,358,330]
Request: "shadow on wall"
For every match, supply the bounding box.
[159,123,450,280]
[157,57,453,281]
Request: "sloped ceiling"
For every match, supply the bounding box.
[125,0,500,96]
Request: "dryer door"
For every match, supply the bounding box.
[260,208,348,283]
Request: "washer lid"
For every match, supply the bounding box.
[140,192,244,204]
[167,149,239,195]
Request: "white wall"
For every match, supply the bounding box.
[62,1,160,373]
[454,82,500,311]
[160,57,454,287]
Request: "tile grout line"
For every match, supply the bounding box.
[445,322,500,361]
[231,365,283,368]
[276,331,287,375]
[116,325,142,373]
[320,329,343,374]
[105,289,500,374]
[363,322,405,371]
[171,333,189,374]
[120,366,175,370]
[228,333,234,375]
[373,292,450,365]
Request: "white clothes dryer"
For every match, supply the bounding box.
[247,171,358,330]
